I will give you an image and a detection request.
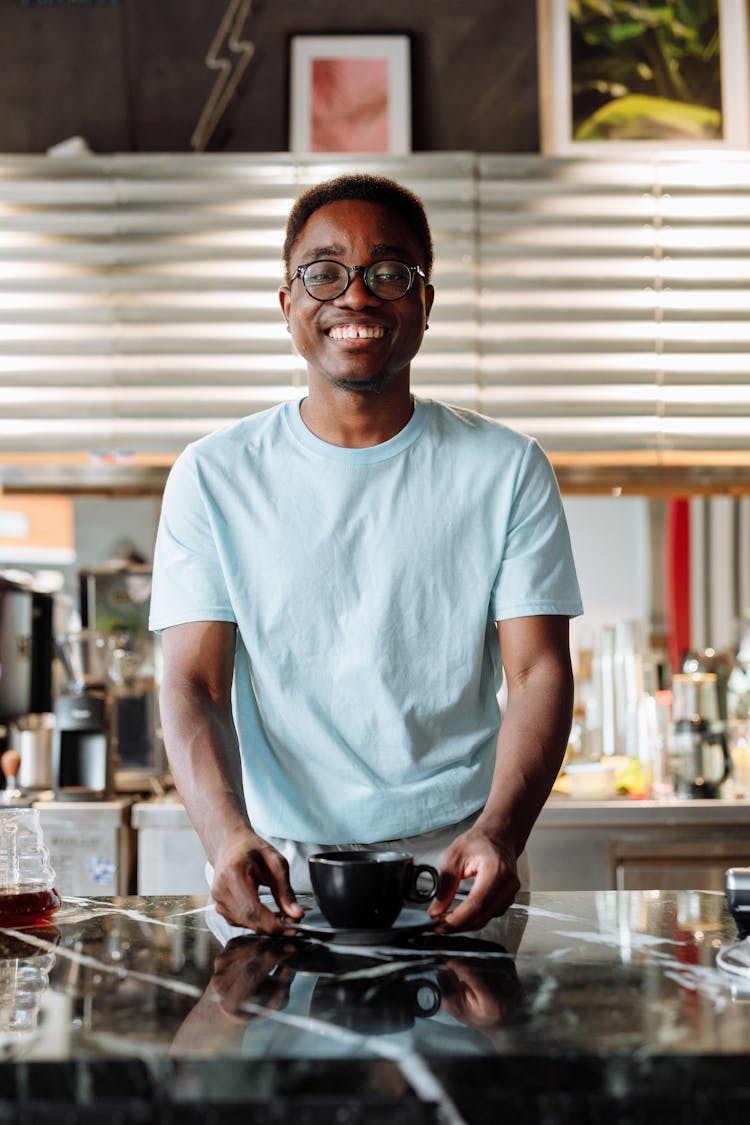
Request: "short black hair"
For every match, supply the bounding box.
[282,173,434,282]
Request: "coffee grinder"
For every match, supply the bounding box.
[79,566,166,789]
[51,631,112,800]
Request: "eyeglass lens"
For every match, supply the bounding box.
[301,260,415,301]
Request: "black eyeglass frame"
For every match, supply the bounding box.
[291,259,427,302]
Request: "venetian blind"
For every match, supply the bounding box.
[0,152,476,456]
[1,151,749,458]
[479,152,750,453]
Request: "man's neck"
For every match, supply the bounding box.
[300,384,415,448]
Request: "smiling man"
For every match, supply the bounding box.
[149,174,583,938]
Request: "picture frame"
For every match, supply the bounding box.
[537,0,750,153]
[289,34,411,154]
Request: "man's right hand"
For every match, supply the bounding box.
[210,831,305,935]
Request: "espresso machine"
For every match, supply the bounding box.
[51,631,112,800]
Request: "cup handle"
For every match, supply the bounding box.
[406,863,439,903]
[412,978,442,1018]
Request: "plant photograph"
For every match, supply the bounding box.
[569,0,723,141]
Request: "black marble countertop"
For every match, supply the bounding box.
[2,889,750,1124]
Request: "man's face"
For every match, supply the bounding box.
[279,199,434,396]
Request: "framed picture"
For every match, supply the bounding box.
[537,0,750,153]
[289,35,411,154]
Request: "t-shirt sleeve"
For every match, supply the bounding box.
[489,439,583,621]
[148,448,236,632]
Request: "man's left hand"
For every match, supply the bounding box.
[428,826,520,932]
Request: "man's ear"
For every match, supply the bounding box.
[424,283,435,320]
[279,285,291,323]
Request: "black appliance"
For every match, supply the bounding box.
[51,631,112,800]
[30,591,54,714]
[0,577,32,723]
[51,689,111,800]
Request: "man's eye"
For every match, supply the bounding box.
[307,265,340,284]
[372,266,407,282]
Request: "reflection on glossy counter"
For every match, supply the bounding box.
[1,890,749,1122]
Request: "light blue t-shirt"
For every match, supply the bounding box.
[149,397,582,843]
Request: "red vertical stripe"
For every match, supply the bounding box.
[667,498,691,673]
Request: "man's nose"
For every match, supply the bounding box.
[334,271,380,307]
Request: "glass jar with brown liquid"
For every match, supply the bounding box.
[0,808,61,928]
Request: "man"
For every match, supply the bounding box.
[149,173,582,937]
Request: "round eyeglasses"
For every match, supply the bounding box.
[292,259,426,302]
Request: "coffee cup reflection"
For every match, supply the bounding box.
[310,974,441,1035]
[308,850,439,930]
[307,941,523,1037]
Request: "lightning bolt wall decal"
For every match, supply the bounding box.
[190,0,255,152]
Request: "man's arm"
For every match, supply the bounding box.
[429,614,574,931]
[159,621,303,934]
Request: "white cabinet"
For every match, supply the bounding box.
[527,798,750,891]
[131,800,207,895]
[34,798,135,897]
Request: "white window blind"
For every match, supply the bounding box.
[479,153,750,455]
[0,151,749,473]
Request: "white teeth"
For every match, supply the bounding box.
[328,325,385,340]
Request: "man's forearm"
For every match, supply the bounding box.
[159,679,254,865]
[474,665,574,857]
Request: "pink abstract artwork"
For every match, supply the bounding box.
[310,57,390,152]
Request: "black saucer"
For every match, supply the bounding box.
[283,907,436,945]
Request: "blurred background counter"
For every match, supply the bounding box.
[24,795,750,900]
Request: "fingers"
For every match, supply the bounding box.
[428,867,462,918]
[428,829,521,933]
[439,866,519,932]
[213,883,288,935]
[427,835,477,920]
[212,841,304,935]
[261,847,305,921]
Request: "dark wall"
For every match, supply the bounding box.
[0,0,540,153]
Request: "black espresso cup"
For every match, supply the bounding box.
[308,850,440,930]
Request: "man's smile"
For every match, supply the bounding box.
[326,324,387,340]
